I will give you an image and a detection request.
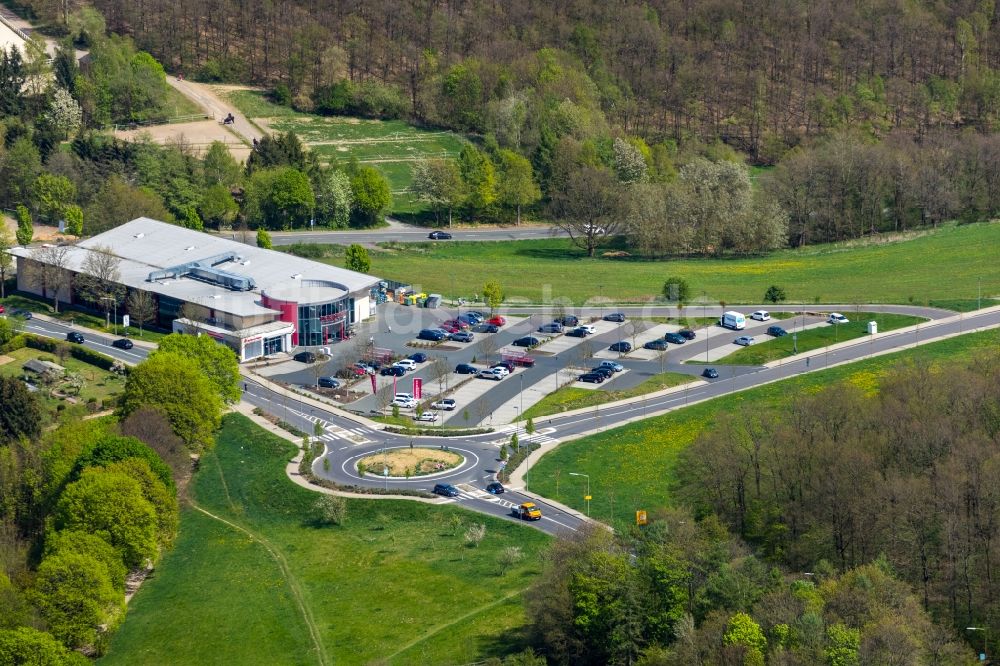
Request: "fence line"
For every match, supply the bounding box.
[112,113,212,132]
[0,12,30,43]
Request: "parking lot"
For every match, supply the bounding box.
[258,304,841,426]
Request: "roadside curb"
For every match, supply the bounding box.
[232,402,445,505]
[242,368,387,431]
[26,312,160,350]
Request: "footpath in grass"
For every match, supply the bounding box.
[706,313,925,366]
[527,328,1000,529]
[365,221,1000,306]
[522,371,694,420]
[224,90,464,214]
[101,414,549,666]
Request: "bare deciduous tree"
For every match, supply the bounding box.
[126,289,156,334]
[76,245,125,326]
[26,245,73,312]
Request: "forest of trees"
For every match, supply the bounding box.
[0,331,241,659]
[518,355,1000,664]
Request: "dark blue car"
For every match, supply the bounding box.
[418,328,446,341]
[433,483,460,497]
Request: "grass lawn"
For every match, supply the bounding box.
[0,347,124,419]
[359,221,1000,307]
[704,313,925,365]
[527,328,1000,529]
[101,414,549,666]
[1,293,169,343]
[160,84,203,119]
[523,371,695,420]
[223,90,465,214]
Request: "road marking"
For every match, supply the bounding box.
[542,515,578,531]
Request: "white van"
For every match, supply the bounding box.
[720,311,746,330]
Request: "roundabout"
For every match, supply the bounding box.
[357,447,462,477]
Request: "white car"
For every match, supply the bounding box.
[489,365,510,378]
[391,396,418,409]
[414,411,437,422]
[828,313,849,324]
[478,368,503,381]
[431,398,457,411]
[734,336,755,346]
[393,359,417,372]
[578,324,596,334]
[751,310,771,321]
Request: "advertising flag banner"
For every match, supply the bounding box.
[413,378,422,399]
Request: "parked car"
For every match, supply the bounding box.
[609,341,632,353]
[751,310,771,321]
[512,336,539,347]
[538,322,563,333]
[664,332,687,344]
[734,336,755,346]
[486,482,505,494]
[487,315,506,326]
[828,313,850,324]
[394,359,417,371]
[354,362,376,375]
[489,365,510,378]
[512,502,542,520]
[428,231,452,240]
[702,368,720,379]
[9,308,32,320]
[566,327,589,338]
[408,352,428,363]
[464,312,485,323]
[478,368,503,381]
[465,311,486,320]
[599,360,624,372]
[493,360,515,373]
[578,324,596,334]
[431,398,457,411]
[317,376,340,388]
[472,323,500,333]
[66,331,85,344]
[433,483,460,497]
[644,339,669,351]
[112,338,133,349]
[449,331,475,343]
[591,366,615,379]
[578,372,606,383]
[392,394,418,408]
[558,315,579,326]
[766,326,788,337]
[456,314,477,326]
[418,328,447,341]
[414,411,438,422]
[380,365,405,376]
[0,304,4,314]
[678,329,696,340]
[439,322,461,333]
[455,363,478,374]
[604,312,626,322]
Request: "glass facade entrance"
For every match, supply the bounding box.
[297,298,353,347]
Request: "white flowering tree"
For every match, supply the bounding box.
[45,88,83,140]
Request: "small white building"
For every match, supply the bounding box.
[8,218,382,362]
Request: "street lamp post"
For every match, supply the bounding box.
[967,627,987,662]
[569,472,591,517]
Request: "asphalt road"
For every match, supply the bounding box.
[242,306,1000,536]
[269,224,565,246]
[21,305,1000,536]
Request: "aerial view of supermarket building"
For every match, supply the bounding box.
[8,218,383,361]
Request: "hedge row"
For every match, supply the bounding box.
[4,334,128,373]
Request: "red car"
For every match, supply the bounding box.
[488,315,506,326]
[0,305,4,314]
[442,319,469,331]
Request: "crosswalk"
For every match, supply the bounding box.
[490,427,559,448]
[444,484,519,509]
[292,409,373,445]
